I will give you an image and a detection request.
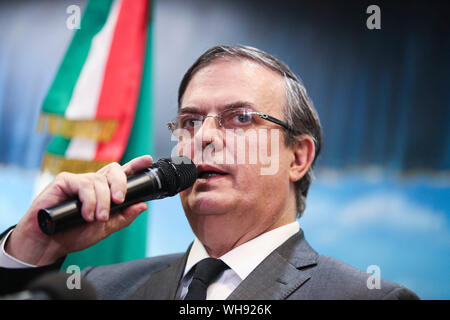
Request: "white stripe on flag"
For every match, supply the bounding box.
[65,138,98,160]
[65,0,122,120]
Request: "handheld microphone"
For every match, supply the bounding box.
[37,156,197,235]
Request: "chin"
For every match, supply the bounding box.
[184,191,235,216]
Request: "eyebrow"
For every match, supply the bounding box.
[178,107,203,115]
[178,101,257,115]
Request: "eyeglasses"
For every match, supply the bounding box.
[167,107,295,134]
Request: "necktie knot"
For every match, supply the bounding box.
[184,258,229,300]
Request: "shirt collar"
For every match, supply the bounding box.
[183,221,300,281]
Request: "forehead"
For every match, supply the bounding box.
[181,58,286,116]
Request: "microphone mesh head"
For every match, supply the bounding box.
[157,156,197,195]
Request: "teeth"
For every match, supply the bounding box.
[199,171,225,178]
[206,173,220,177]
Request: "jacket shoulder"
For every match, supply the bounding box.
[302,254,419,300]
[81,253,184,300]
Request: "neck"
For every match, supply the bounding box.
[194,211,296,258]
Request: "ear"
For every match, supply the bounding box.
[289,134,315,182]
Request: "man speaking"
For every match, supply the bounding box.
[0,45,419,300]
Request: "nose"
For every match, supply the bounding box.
[201,115,220,129]
[197,116,222,147]
[190,115,224,162]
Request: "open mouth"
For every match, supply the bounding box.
[196,164,229,180]
[198,171,228,179]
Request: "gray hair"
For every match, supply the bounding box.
[178,45,322,216]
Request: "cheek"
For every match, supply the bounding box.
[176,138,195,161]
[179,188,196,213]
[235,165,286,194]
[232,170,289,220]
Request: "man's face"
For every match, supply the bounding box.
[176,58,298,250]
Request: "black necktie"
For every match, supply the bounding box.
[184,258,229,300]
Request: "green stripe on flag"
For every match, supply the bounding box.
[42,0,113,115]
[46,136,71,156]
[61,3,154,271]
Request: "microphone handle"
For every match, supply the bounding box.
[38,168,168,235]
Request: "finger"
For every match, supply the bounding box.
[93,175,111,222]
[122,155,153,176]
[76,179,96,222]
[121,202,148,219]
[102,163,127,204]
[55,173,97,222]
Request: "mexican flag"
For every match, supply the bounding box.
[38,0,154,270]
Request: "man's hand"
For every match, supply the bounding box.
[4,155,153,266]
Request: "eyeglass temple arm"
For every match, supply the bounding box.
[255,112,294,132]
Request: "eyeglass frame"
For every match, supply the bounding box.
[167,107,297,134]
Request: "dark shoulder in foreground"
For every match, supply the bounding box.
[294,254,420,300]
[81,253,183,300]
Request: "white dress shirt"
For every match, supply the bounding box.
[176,221,300,300]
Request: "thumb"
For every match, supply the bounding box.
[106,202,149,234]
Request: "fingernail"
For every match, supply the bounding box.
[114,191,124,202]
[100,210,108,220]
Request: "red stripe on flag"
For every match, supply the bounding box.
[95,0,149,161]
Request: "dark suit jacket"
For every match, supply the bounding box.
[0,228,419,299]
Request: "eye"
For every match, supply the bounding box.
[225,109,253,127]
[179,115,203,129]
[236,113,252,123]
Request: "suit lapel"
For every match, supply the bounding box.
[227,230,318,300]
[127,250,189,300]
